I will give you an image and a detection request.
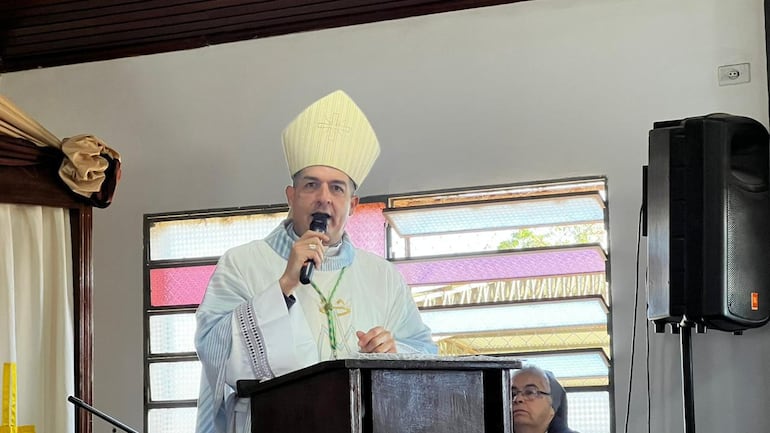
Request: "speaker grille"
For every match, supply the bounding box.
[724,185,770,322]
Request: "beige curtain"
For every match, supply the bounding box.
[0,204,75,433]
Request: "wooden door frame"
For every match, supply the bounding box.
[0,160,93,433]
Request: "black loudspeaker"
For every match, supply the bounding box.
[646,113,770,332]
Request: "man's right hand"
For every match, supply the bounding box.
[279,231,330,295]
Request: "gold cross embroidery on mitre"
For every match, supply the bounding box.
[1,363,36,433]
[317,112,352,145]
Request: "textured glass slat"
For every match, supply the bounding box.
[150,265,216,307]
[420,298,607,335]
[391,229,519,258]
[148,408,197,433]
[395,246,606,286]
[521,351,608,379]
[384,194,604,236]
[567,392,611,433]
[393,222,607,258]
[438,327,610,357]
[346,202,386,257]
[149,361,201,401]
[390,180,606,208]
[149,313,196,354]
[150,211,287,260]
[413,273,609,308]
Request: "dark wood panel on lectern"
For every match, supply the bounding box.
[237,357,521,433]
[370,369,485,432]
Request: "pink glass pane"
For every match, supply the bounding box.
[150,265,216,306]
[346,202,386,257]
[395,246,606,286]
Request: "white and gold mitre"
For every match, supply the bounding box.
[282,90,380,188]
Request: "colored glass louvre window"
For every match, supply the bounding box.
[521,350,609,381]
[384,193,604,236]
[420,296,607,335]
[394,245,606,286]
[149,361,200,401]
[148,408,197,433]
[345,202,387,256]
[149,313,196,354]
[149,211,287,261]
[150,266,216,307]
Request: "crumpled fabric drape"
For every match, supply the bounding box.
[0,95,122,206]
[59,134,121,205]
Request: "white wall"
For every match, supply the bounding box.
[1,0,767,431]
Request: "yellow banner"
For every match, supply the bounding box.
[1,363,35,433]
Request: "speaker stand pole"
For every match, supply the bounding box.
[679,320,696,433]
[68,396,139,433]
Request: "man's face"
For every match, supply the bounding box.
[511,372,555,432]
[286,165,359,245]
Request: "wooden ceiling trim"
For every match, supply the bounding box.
[0,0,527,73]
[7,0,347,35]
[6,2,289,44]
[6,6,372,56]
[4,0,458,57]
[2,0,203,25]
[7,0,452,41]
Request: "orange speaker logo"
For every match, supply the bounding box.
[751,292,759,311]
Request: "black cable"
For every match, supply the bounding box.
[644,288,652,433]
[625,204,644,433]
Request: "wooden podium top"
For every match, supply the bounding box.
[237,355,522,397]
[237,355,522,433]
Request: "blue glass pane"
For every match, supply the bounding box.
[384,193,604,236]
[521,351,609,379]
[420,297,607,335]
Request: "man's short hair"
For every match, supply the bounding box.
[291,167,358,194]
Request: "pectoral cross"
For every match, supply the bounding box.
[1,363,36,433]
[323,301,334,314]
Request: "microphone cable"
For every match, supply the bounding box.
[624,203,644,433]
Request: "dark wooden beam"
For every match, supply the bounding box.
[0,0,528,72]
[0,163,85,208]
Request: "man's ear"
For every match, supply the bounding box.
[349,195,360,215]
[286,185,295,207]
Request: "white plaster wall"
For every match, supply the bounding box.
[1,0,767,431]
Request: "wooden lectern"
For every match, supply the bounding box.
[237,357,521,433]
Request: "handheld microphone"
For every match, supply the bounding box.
[299,212,329,284]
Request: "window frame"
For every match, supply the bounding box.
[142,176,614,433]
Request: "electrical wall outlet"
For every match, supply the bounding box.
[718,63,750,86]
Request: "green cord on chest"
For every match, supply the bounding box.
[309,267,347,357]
